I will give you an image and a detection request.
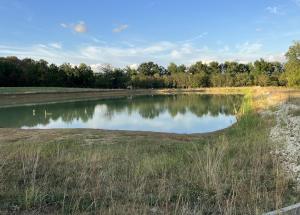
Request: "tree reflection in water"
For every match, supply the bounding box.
[0,94,243,130]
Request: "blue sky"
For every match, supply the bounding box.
[0,0,300,69]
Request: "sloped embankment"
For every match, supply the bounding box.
[269,101,300,183]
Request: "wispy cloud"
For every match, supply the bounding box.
[60,23,68,28]
[219,45,230,52]
[60,21,87,33]
[113,24,129,33]
[236,42,262,54]
[90,36,107,44]
[0,39,285,70]
[0,44,81,65]
[49,42,62,49]
[266,6,284,15]
[179,32,208,43]
[266,53,285,62]
[293,0,300,6]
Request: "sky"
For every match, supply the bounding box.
[0,0,300,70]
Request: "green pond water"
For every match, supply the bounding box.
[0,94,243,134]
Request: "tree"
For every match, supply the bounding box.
[36,59,49,86]
[168,63,178,74]
[177,64,186,73]
[210,73,224,87]
[47,64,60,86]
[59,63,75,87]
[208,61,221,74]
[101,68,129,88]
[188,61,209,75]
[250,59,275,86]
[138,62,165,76]
[21,58,38,86]
[284,41,300,86]
[77,63,95,87]
[235,73,251,86]
[125,66,137,77]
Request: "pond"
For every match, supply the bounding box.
[0,94,243,134]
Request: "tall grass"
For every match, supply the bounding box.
[0,90,299,214]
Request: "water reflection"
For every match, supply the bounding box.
[0,94,243,134]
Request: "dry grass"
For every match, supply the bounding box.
[0,87,300,214]
[0,112,299,214]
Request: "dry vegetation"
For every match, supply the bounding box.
[0,87,299,214]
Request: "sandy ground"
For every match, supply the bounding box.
[266,101,300,183]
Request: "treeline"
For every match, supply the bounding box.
[0,42,299,88]
[0,57,287,88]
[0,58,95,88]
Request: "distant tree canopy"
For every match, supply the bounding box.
[0,42,299,88]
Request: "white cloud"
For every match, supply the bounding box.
[0,40,286,69]
[90,64,115,73]
[49,43,62,49]
[170,50,181,59]
[90,64,102,73]
[90,37,107,44]
[143,41,174,54]
[74,21,87,33]
[180,32,208,43]
[78,41,269,66]
[129,64,139,70]
[113,24,129,33]
[266,6,284,15]
[219,45,230,52]
[266,6,278,14]
[60,21,87,33]
[60,23,68,28]
[266,53,286,62]
[0,44,82,65]
[236,42,262,54]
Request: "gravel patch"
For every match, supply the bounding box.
[268,102,300,183]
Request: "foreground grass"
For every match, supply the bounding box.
[0,88,300,214]
[0,111,299,214]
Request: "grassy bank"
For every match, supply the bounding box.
[0,89,300,214]
[0,86,299,108]
[0,86,298,96]
[0,87,104,95]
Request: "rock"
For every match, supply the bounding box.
[266,102,300,184]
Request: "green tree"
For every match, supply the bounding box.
[208,61,221,74]
[77,63,95,87]
[167,62,178,74]
[284,41,300,86]
[177,64,186,73]
[138,62,165,76]
[188,61,209,75]
[250,59,273,86]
